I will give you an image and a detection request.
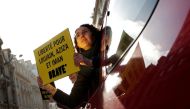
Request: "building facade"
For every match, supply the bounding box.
[0,39,17,109]
[0,38,49,109]
[12,59,44,109]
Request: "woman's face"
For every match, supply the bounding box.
[75,27,94,50]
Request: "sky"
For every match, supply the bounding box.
[0,0,95,64]
[0,0,95,94]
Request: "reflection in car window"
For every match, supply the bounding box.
[106,0,158,67]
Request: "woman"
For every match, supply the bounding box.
[74,26,118,67]
[38,24,101,108]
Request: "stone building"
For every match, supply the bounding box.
[0,38,48,109]
[12,59,44,109]
[0,39,17,109]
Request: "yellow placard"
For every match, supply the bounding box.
[34,28,80,85]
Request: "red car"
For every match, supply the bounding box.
[85,0,190,109]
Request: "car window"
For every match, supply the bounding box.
[106,0,158,70]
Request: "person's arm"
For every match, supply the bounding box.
[37,71,91,107]
[53,66,95,108]
[74,53,93,66]
[37,76,77,107]
[43,84,57,96]
[37,77,57,96]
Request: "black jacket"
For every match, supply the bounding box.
[53,65,99,108]
[53,38,101,108]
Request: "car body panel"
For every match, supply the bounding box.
[88,0,190,109]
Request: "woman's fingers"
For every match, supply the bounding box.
[74,53,84,66]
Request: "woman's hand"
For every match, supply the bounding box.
[74,53,85,66]
[74,53,93,66]
[37,76,57,96]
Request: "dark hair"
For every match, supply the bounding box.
[74,24,100,53]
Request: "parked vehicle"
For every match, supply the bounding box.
[87,0,190,108]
